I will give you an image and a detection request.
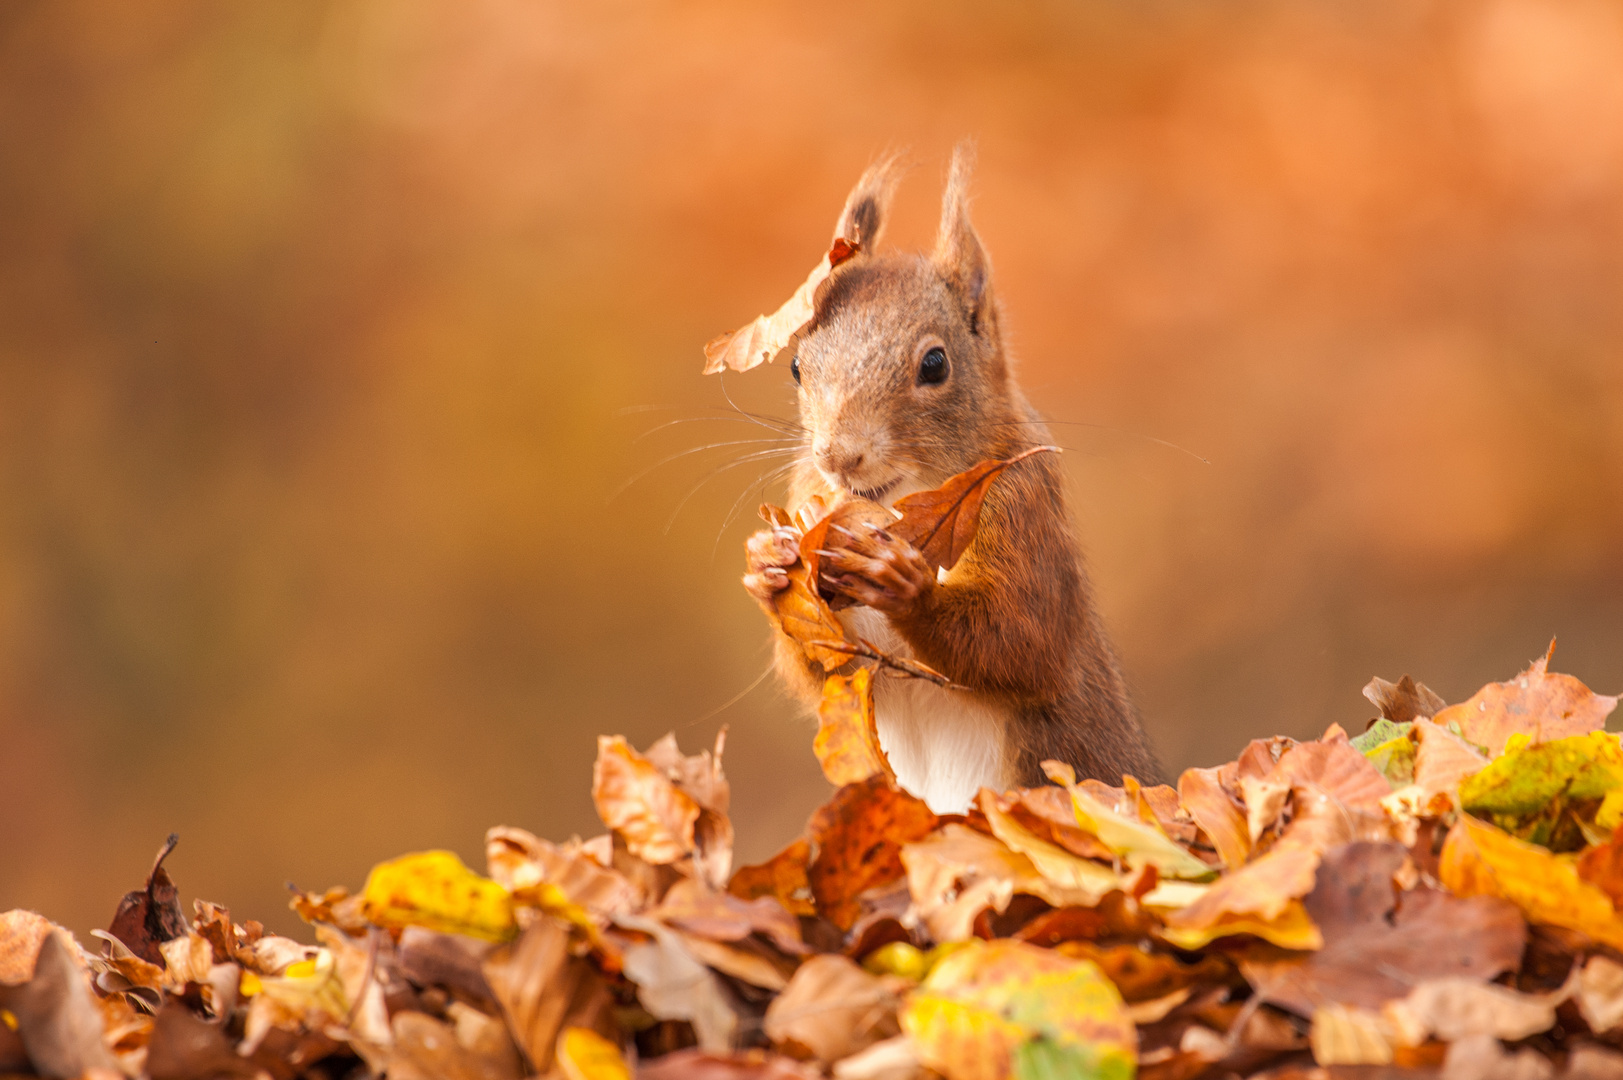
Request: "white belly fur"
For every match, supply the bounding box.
[838,607,1008,813]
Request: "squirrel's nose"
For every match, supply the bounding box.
[814,439,865,478]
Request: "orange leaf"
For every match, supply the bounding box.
[807,776,937,931]
[728,839,815,918]
[591,736,700,866]
[702,238,861,374]
[1579,824,1623,910]
[757,504,851,672]
[1178,766,1250,869]
[813,669,894,786]
[1429,640,1618,757]
[890,446,1058,573]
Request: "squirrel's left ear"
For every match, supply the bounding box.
[934,143,994,336]
[833,151,904,252]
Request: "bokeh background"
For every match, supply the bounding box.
[3,0,1621,938]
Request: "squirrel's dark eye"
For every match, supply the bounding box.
[790,355,801,384]
[918,347,948,385]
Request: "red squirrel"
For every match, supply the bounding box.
[742,148,1160,812]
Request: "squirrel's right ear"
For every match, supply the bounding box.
[832,152,904,251]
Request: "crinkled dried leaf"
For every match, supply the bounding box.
[703,237,862,375]
[288,885,371,936]
[1053,940,1229,1005]
[1364,674,1446,724]
[994,786,1115,861]
[0,910,67,986]
[901,939,1136,1080]
[1161,846,1320,942]
[675,930,796,990]
[485,827,639,919]
[1043,761,1214,880]
[591,735,701,867]
[0,933,120,1079]
[645,730,735,890]
[902,824,1086,943]
[1242,842,1524,1015]
[361,850,516,942]
[756,506,852,672]
[615,916,737,1053]
[1178,767,1250,869]
[1429,641,1618,757]
[1578,823,1623,909]
[763,954,899,1063]
[975,790,1122,902]
[1159,899,1323,952]
[556,1026,630,1080]
[729,839,816,918]
[397,927,499,1011]
[1576,954,1623,1034]
[1386,977,1561,1044]
[387,1011,520,1080]
[107,834,187,967]
[1412,718,1490,799]
[815,669,894,786]
[650,878,807,956]
[1441,813,1623,950]
[485,919,616,1073]
[808,777,937,931]
[890,446,1058,575]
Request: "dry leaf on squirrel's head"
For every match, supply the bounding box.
[1429,640,1618,757]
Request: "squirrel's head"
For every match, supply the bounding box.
[793,146,1016,504]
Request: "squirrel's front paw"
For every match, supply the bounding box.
[817,523,934,617]
[742,526,800,604]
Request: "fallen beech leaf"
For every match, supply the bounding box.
[1242,842,1524,1015]
[975,789,1122,902]
[900,939,1136,1080]
[1385,977,1561,1044]
[994,786,1115,861]
[1412,718,1490,798]
[807,777,937,931]
[650,878,808,956]
[107,834,187,967]
[388,1011,519,1080]
[889,446,1058,574]
[0,911,67,986]
[1440,813,1623,950]
[361,850,516,942]
[484,919,616,1072]
[703,237,864,375]
[0,934,121,1078]
[1178,767,1250,869]
[397,927,499,1011]
[1460,731,1623,845]
[902,824,1093,943]
[1043,761,1214,880]
[1052,941,1229,1004]
[1430,641,1618,757]
[1309,1003,1394,1066]
[1158,900,1323,952]
[1579,823,1623,909]
[674,931,796,990]
[144,1001,259,1080]
[616,916,737,1053]
[1240,776,1290,844]
[556,1026,630,1080]
[729,839,816,918]
[815,669,894,786]
[287,885,371,936]
[486,827,639,919]
[763,954,899,1063]
[830,1035,922,1080]
[591,735,701,867]
[1161,846,1320,942]
[157,932,214,990]
[756,506,852,672]
[1363,674,1447,723]
[1576,954,1623,1034]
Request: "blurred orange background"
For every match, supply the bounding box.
[2,0,1621,938]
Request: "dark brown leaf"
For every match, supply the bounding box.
[107,834,187,966]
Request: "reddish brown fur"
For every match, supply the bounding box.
[743,147,1159,788]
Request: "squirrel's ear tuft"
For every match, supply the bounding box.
[934,142,992,334]
[833,151,904,251]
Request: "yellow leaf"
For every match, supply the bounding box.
[901,939,1136,1080]
[361,850,516,942]
[556,1026,631,1080]
[1043,761,1215,880]
[1440,814,1623,950]
[976,789,1123,901]
[815,669,894,786]
[1158,899,1324,951]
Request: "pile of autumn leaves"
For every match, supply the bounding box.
[4,650,1623,1080]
